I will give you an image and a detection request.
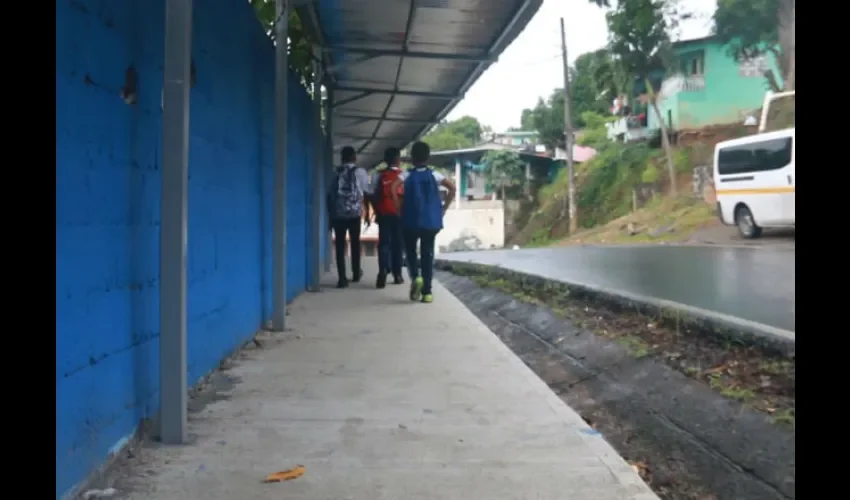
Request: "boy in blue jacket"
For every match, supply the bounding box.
[399,141,456,303]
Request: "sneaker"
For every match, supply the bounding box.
[336,279,349,289]
[392,275,405,285]
[421,293,433,304]
[376,271,387,289]
[409,276,423,301]
[352,269,362,283]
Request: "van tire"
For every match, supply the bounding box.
[734,205,762,239]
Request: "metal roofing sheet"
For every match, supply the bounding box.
[301,0,543,167]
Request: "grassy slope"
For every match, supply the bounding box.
[553,195,718,246]
[510,123,758,248]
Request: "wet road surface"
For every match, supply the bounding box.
[439,246,795,332]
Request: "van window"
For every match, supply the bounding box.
[717,137,793,175]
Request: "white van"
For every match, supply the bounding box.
[713,128,795,238]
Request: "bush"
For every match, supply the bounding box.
[641,164,659,183]
[576,141,651,228]
[673,148,691,173]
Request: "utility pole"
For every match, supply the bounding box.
[559,17,578,233]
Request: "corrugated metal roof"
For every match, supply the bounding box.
[299,0,543,167]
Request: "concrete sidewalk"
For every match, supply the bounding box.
[110,259,658,500]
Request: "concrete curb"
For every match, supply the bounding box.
[435,259,795,358]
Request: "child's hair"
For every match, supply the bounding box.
[410,141,430,164]
[340,145,356,164]
[383,147,401,166]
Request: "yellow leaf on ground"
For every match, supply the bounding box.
[263,465,306,483]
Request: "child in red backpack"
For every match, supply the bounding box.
[370,147,406,288]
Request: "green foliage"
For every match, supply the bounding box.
[604,0,683,193]
[641,164,660,183]
[572,51,618,120]
[482,150,526,195]
[519,49,623,148]
[534,140,651,230]
[422,116,484,152]
[252,0,313,83]
[523,91,565,150]
[576,111,611,149]
[713,0,795,91]
[672,148,691,173]
[605,0,673,80]
[576,142,652,227]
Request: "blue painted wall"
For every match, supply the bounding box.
[56,1,326,497]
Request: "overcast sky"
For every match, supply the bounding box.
[445,0,717,132]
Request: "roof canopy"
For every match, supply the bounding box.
[298,0,543,167]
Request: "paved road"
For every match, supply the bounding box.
[439,246,795,332]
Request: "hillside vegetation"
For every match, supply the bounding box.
[509,119,753,248]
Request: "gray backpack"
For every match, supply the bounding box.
[330,166,363,219]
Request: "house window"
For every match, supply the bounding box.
[679,50,704,76]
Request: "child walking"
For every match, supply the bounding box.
[399,141,456,303]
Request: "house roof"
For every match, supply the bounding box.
[672,34,718,51]
[554,145,597,163]
[427,143,516,157]
[298,0,544,168]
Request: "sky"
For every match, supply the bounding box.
[446,0,717,132]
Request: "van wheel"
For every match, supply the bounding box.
[735,205,763,239]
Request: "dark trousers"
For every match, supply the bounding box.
[332,217,361,281]
[404,228,438,295]
[377,214,404,277]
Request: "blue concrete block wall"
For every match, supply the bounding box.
[56,0,325,497]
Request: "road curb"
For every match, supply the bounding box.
[435,259,795,358]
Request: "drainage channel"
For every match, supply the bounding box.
[437,270,795,500]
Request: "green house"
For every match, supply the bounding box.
[654,36,779,131]
[608,35,780,140]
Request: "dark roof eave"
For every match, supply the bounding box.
[407,0,544,144]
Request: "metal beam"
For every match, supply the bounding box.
[324,86,334,273]
[323,46,494,63]
[325,54,381,74]
[309,46,322,292]
[335,86,458,100]
[337,135,413,142]
[410,0,537,143]
[334,113,436,124]
[332,91,372,108]
[159,0,192,445]
[272,0,289,332]
[359,1,418,155]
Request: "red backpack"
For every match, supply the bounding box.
[375,168,404,215]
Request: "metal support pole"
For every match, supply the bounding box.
[159,0,193,445]
[454,159,462,209]
[324,87,334,273]
[309,46,323,291]
[271,0,290,331]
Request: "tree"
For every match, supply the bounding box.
[519,91,564,150]
[520,109,535,130]
[587,49,631,104]
[518,49,619,146]
[422,116,485,152]
[713,0,795,91]
[482,150,525,202]
[605,0,679,194]
[252,0,313,83]
[576,111,610,148]
[572,50,618,120]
